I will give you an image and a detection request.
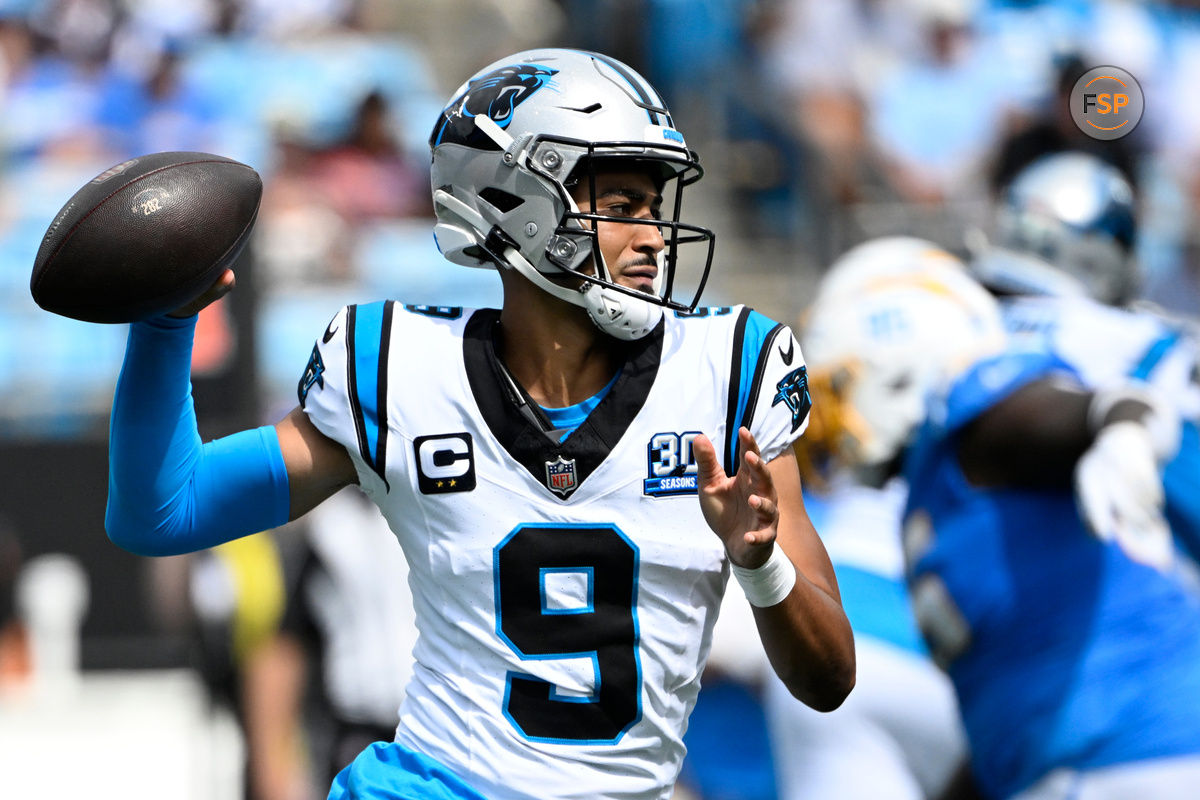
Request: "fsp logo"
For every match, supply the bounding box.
[414,433,476,494]
[1069,65,1143,141]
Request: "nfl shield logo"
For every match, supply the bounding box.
[545,455,578,497]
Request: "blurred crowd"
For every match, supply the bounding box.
[3,2,1200,800]
[0,0,534,435]
[1,0,1199,436]
[3,0,1200,432]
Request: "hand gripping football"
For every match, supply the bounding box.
[30,151,263,323]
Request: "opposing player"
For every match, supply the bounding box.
[898,155,1200,798]
[969,150,1200,567]
[102,49,855,800]
[785,229,1200,798]
[765,238,983,800]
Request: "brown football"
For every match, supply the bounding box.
[30,151,262,323]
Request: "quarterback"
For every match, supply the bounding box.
[103,49,854,799]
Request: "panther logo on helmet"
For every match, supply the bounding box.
[428,49,715,341]
[430,63,558,150]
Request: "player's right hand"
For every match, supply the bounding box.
[168,268,236,318]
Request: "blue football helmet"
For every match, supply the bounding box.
[973,152,1138,304]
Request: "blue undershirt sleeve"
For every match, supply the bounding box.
[105,314,291,557]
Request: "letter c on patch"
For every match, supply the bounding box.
[414,432,476,494]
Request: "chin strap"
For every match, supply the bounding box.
[580,281,663,341]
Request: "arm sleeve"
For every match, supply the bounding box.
[105,315,291,557]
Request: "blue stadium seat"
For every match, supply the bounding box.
[353,219,501,309]
[180,36,442,162]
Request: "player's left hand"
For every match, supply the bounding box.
[694,427,779,568]
[1075,420,1173,570]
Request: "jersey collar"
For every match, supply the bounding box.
[462,309,664,499]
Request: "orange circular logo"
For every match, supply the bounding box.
[1069,66,1144,141]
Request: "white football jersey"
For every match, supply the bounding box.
[1002,294,1200,419]
[297,302,809,800]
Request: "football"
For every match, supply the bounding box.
[30,151,263,323]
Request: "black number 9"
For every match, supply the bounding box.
[494,524,641,743]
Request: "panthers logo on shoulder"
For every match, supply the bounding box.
[430,63,558,150]
[297,343,325,409]
[773,366,811,434]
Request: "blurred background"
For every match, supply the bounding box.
[1,0,1199,798]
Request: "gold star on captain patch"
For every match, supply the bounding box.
[449,479,457,487]
[436,480,444,488]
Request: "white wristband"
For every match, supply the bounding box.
[731,547,797,608]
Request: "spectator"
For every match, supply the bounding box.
[770,237,978,800]
[242,488,417,800]
[310,89,432,225]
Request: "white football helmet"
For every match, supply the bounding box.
[973,151,1138,305]
[798,237,1006,482]
[428,48,715,340]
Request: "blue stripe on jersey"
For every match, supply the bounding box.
[347,301,393,489]
[329,740,488,800]
[724,309,783,472]
[539,369,621,442]
[1131,329,1182,381]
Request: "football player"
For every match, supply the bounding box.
[790,231,1200,799]
[764,238,987,800]
[102,49,855,800]
[969,150,1200,571]
[899,155,1200,798]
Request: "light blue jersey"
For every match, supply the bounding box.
[902,349,1200,799]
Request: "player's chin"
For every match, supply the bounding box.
[616,276,658,295]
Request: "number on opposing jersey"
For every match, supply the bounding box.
[494,524,641,743]
[903,510,971,668]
